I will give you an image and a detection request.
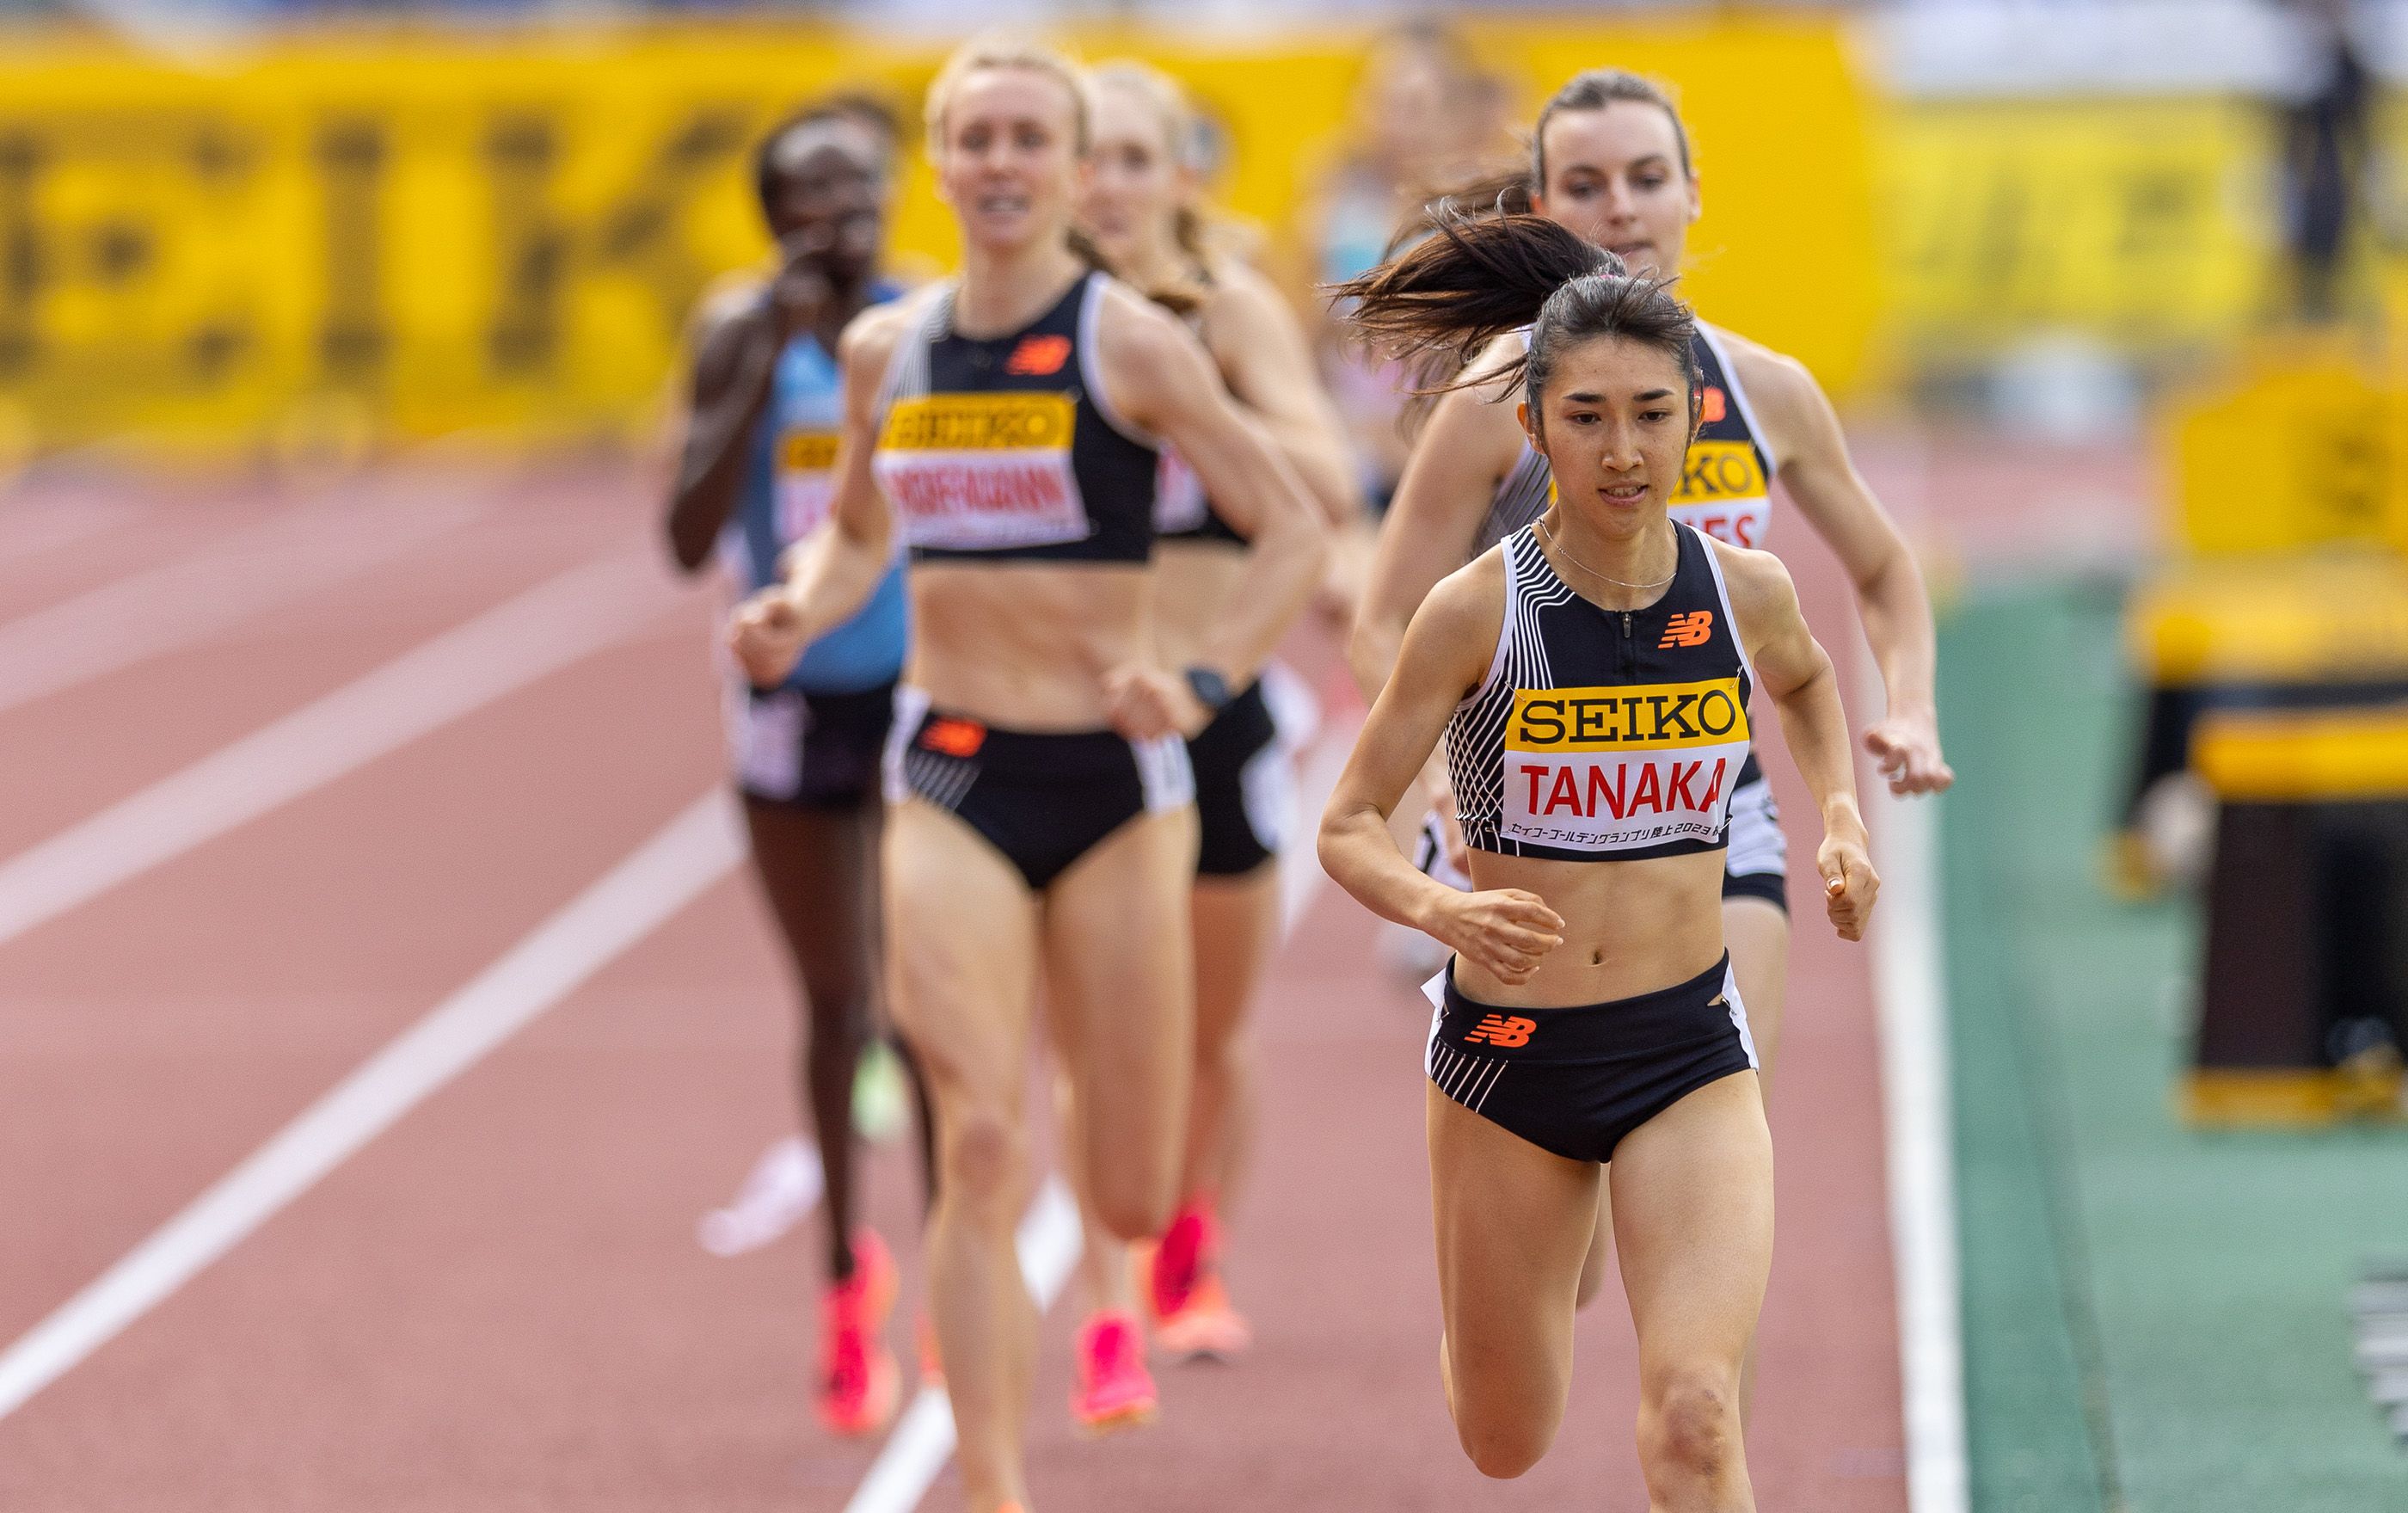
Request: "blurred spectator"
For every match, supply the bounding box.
[2278,0,2373,323]
[1296,18,1514,514]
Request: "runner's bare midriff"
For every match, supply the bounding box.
[1152,539,1248,675]
[906,559,1155,729]
[1457,846,1728,1009]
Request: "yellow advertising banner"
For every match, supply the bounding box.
[1878,95,2278,355]
[0,21,1877,454]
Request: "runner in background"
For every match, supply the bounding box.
[1067,58,1361,1372]
[1348,69,1949,1153]
[730,37,1326,1512]
[663,101,935,1436]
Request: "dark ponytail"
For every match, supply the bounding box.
[1332,211,1698,421]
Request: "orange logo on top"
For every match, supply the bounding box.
[1699,386,1728,424]
[1659,610,1714,649]
[919,717,986,758]
[1463,1013,1537,1048]
[1004,335,1072,376]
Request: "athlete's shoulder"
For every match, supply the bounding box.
[1198,258,1287,324]
[1415,330,1532,446]
[1703,532,1799,624]
[1091,273,1195,348]
[834,287,932,379]
[1418,544,1511,638]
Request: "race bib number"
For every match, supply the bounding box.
[1501,678,1749,852]
[775,429,841,543]
[1668,439,1771,548]
[874,392,1089,550]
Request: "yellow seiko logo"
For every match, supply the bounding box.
[1670,440,1766,505]
[779,432,840,472]
[1508,679,1749,753]
[880,392,1074,452]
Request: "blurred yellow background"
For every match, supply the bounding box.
[0,15,2320,456]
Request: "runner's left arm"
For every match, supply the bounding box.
[1207,268,1361,528]
[1717,542,1878,941]
[1742,344,1952,796]
[1097,286,1329,727]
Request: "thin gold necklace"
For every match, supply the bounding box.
[1536,517,1676,592]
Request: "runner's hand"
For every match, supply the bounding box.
[1864,714,1953,796]
[728,587,809,688]
[1103,664,1210,741]
[1430,889,1563,987]
[1818,835,1878,941]
[764,236,837,345]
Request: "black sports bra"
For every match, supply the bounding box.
[873,274,1160,565]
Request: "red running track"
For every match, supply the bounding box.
[0,459,1905,1511]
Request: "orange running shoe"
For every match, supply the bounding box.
[815,1228,900,1436]
[1154,1271,1252,1363]
[1069,1309,1158,1435]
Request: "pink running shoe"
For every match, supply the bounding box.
[1070,1309,1158,1435]
[1142,1202,1209,1323]
[815,1229,900,1437]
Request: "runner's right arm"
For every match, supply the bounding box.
[1343,339,1526,700]
[1319,559,1565,985]
[665,291,778,572]
[726,305,903,687]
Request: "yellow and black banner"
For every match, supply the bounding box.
[0,20,1878,456]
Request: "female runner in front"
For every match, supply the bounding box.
[1349,71,1948,1120]
[662,102,931,1436]
[730,38,1325,1513]
[1319,216,1875,1504]
[1062,59,1360,1375]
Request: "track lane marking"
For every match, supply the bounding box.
[0,790,745,1422]
[0,486,491,719]
[1859,640,1969,1513]
[0,551,679,951]
[843,705,1361,1513]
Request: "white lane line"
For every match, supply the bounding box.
[0,790,746,1422]
[0,487,489,718]
[843,701,1363,1513]
[843,1176,1084,1513]
[1870,762,1969,1512]
[0,552,678,951]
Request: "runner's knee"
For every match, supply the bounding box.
[1639,1366,1742,1484]
[1454,1405,1555,1479]
[939,1104,1029,1221]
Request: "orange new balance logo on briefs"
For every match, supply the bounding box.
[1463,1014,1537,1048]
[1004,335,1072,376]
[919,717,986,758]
[1659,611,1714,649]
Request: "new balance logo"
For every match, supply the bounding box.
[1464,1013,1537,1048]
[1659,611,1714,649]
[1004,334,1072,376]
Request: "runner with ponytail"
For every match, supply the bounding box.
[1320,210,1876,1503]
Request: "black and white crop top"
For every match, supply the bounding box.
[872,273,1160,564]
[1447,522,1754,863]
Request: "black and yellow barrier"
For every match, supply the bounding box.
[2185,706,2408,1126]
[2116,556,2408,895]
